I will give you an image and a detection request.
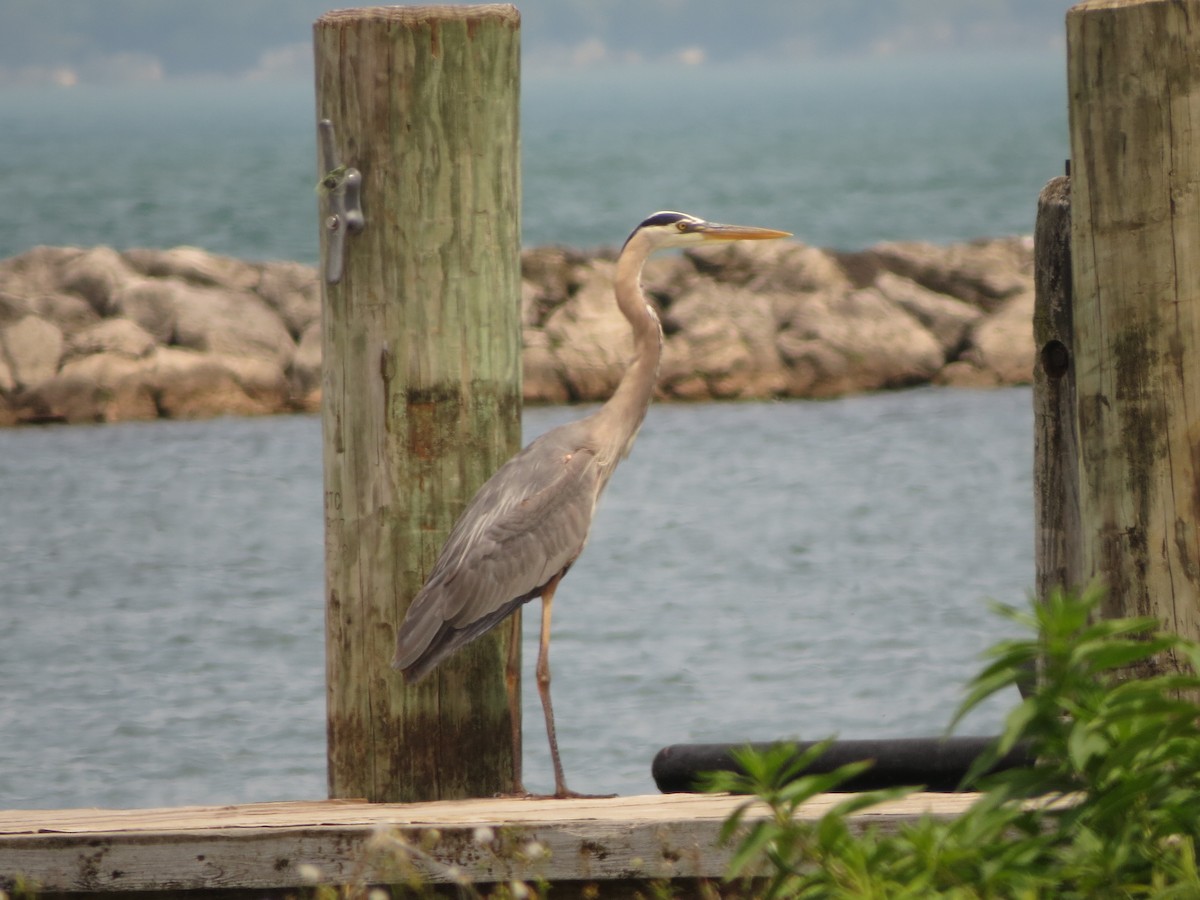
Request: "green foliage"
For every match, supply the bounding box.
[707,586,1200,898]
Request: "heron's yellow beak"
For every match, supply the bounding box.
[692,222,792,241]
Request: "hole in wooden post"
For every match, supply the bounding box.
[1041,339,1070,379]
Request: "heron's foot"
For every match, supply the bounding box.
[552,786,617,800]
[495,786,615,800]
[494,782,533,799]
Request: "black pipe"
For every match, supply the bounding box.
[652,736,1035,794]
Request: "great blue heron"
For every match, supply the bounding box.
[392,211,790,798]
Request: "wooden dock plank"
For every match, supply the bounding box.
[0,793,978,893]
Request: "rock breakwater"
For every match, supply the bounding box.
[0,237,1033,426]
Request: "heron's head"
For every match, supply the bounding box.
[622,211,791,253]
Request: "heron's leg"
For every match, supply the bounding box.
[536,574,613,799]
[535,574,574,798]
[504,611,527,796]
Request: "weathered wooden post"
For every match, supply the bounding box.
[1033,174,1081,605]
[1028,173,1080,696]
[1067,0,1200,661]
[314,5,522,801]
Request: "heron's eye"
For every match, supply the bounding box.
[676,221,688,232]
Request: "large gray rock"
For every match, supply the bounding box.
[11,350,148,424]
[521,328,570,405]
[690,240,852,296]
[122,246,260,292]
[257,260,320,338]
[542,261,633,401]
[0,291,31,325]
[51,352,156,423]
[65,318,157,361]
[660,282,786,400]
[109,277,181,343]
[141,348,291,420]
[939,290,1036,387]
[873,271,982,357]
[866,237,1033,313]
[58,246,135,315]
[774,287,944,397]
[170,284,296,369]
[0,246,85,299]
[521,246,586,325]
[30,293,101,337]
[1,315,64,392]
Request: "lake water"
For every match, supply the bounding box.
[0,388,1032,806]
[0,53,1055,805]
[0,52,1066,260]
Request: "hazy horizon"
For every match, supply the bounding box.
[0,0,1070,88]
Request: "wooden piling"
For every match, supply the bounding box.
[1067,0,1200,654]
[314,5,522,802]
[1032,175,1081,605]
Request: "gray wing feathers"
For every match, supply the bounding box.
[392,432,600,676]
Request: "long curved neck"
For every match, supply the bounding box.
[591,234,663,472]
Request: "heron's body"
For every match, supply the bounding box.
[394,417,611,682]
[393,211,789,797]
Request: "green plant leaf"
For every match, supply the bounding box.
[1067,721,1108,772]
[724,819,777,880]
[1070,636,1175,673]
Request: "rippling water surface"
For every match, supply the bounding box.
[0,388,1032,807]
[0,53,1066,260]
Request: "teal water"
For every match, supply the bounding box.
[522,54,1066,249]
[0,389,1031,806]
[0,52,1066,261]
